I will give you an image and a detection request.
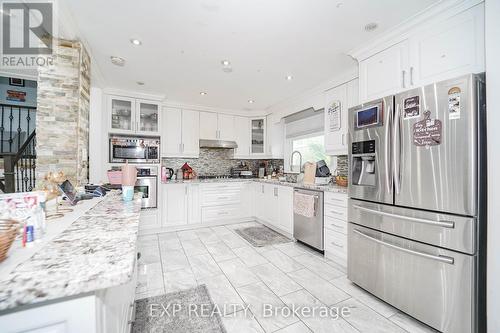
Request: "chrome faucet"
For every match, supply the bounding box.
[290,150,303,173]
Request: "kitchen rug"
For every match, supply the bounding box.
[235,225,292,247]
[132,285,226,333]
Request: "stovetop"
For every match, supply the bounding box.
[197,175,236,180]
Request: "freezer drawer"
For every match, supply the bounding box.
[349,199,476,254]
[348,224,475,333]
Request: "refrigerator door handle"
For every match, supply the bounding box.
[352,228,455,264]
[393,102,402,194]
[352,204,455,228]
[386,102,393,193]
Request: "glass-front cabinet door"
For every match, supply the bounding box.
[251,118,266,155]
[109,96,135,133]
[136,100,160,135]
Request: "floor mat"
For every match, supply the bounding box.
[132,285,226,333]
[234,225,292,247]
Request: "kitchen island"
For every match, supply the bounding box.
[0,192,142,333]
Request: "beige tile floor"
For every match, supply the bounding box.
[136,221,438,333]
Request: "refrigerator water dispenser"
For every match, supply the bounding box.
[351,140,376,186]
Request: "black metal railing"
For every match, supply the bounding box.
[0,131,36,193]
[0,103,36,155]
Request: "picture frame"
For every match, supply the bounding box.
[9,78,25,87]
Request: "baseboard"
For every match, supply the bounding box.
[138,217,255,235]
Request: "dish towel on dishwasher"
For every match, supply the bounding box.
[294,192,316,218]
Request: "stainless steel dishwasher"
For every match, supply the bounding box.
[293,188,324,251]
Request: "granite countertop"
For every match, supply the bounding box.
[0,192,142,312]
[161,178,348,193]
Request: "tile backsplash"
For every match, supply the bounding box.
[162,148,283,176]
[336,155,348,177]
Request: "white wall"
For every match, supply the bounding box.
[89,87,106,184]
[486,1,500,332]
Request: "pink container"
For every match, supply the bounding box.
[107,171,122,185]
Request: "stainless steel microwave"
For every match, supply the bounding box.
[109,135,160,164]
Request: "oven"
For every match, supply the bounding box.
[109,135,160,164]
[135,167,158,209]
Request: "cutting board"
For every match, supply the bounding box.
[303,162,316,184]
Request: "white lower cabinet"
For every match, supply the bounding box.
[188,184,200,224]
[323,192,348,268]
[200,182,250,223]
[0,257,138,333]
[252,183,293,235]
[162,184,187,226]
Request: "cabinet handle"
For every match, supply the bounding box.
[341,133,345,146]
[330,241,344,248]
[330,210,343,216]
[218,211,229,215]
[329,197,344,202]
[401,70,406,88]
[329,223,344,229]
[410,67,414,86]
[262,185,264,194]
[218,196,229,200]
[182,143,185,152]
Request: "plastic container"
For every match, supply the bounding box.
[121,163,137,186]
[122,185,134,202]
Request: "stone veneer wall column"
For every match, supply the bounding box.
[36,39,91,186]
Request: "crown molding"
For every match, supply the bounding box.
[162,100,266,117]
[349,0,484,61]
[102,88,166,101]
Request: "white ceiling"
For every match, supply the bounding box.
[63,0,439,112]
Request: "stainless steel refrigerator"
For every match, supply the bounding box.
[347,74,486,333]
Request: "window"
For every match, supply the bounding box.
[286,133,330,173]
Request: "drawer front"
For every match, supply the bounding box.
[324,203,347,220]
[324,192,347,207]
[202,204,242,222]
[201,190,241,206]
[324,216,347,234]
[348,223,474,333]
[200,182,243,192]
[324,228,347,258]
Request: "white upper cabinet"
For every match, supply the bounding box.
[199,112,218,140]
[108,95,160,135]
[162,107,182,156]
[324,83,349,155]
[181,109,200,157]
[162,107,199,158]
[251,118,266,156]
[408,3,484,87]
[268,118,284,159]
[199,112,235,141]
[234,116,251,158]
[357,3,484,103]
[217,114,235,141]
[359,40,409,102]
[136,100,160,135]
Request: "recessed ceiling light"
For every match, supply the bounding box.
[286,75,293,81]
[110,56,126,66]
[336,2,343,8]
[136,81,145,86]
[200,92,207,96]
[130,38,142,46]
[364,22,378,32]
[248,99,255,104]
[221,59,231,66]
[0,9,11,16]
